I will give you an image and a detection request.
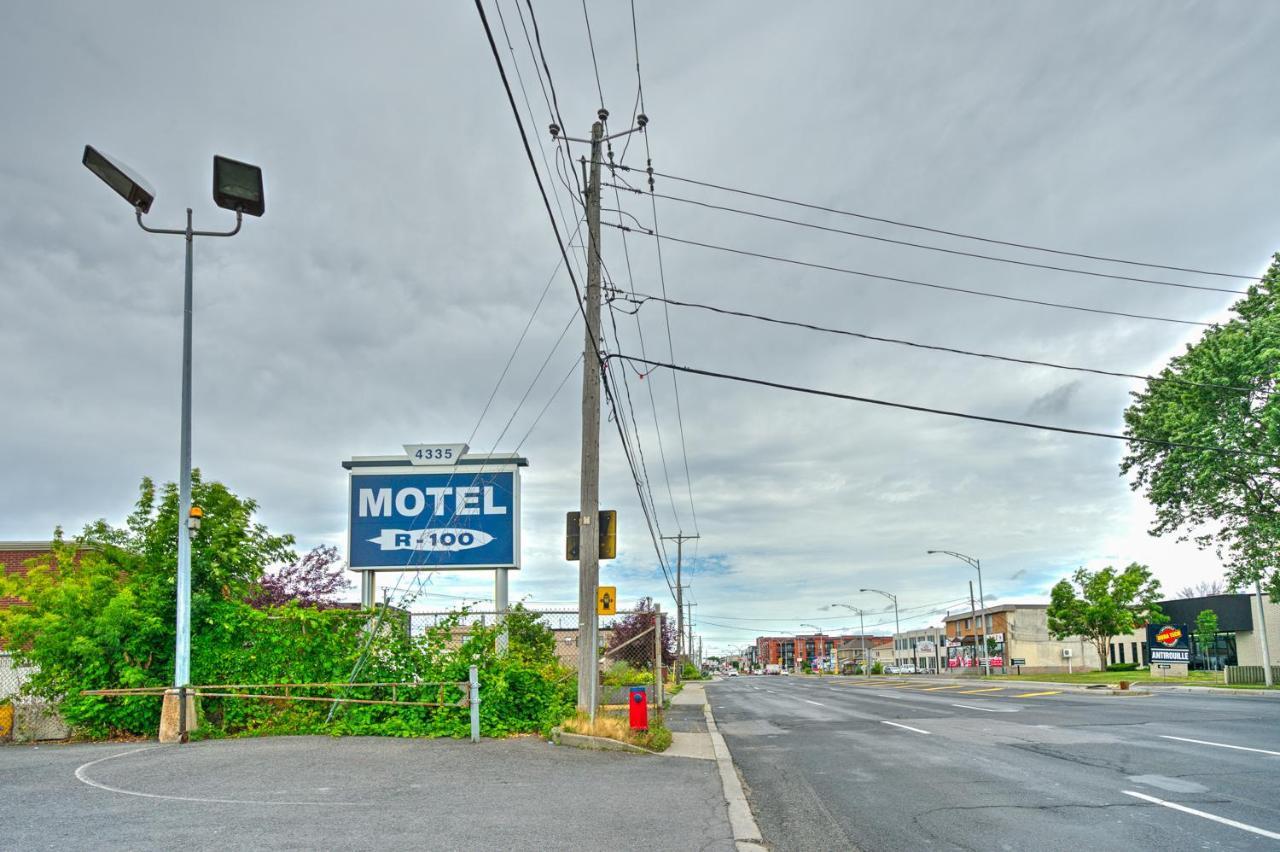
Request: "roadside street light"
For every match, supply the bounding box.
[861,589,900,668]
[927,550,990,676]
[798,621,829,675]
[84,145,264,741]
[831,603,870,678]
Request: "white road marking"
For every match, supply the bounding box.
[803,699,825,706]
[881,721,930,735]
[75,746,361,805]
[951,703,1017,713]
[1159,735,1280,757]
[1121,790,1280,841]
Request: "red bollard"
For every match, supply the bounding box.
[629,686,648,731]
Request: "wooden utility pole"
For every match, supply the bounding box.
[663,533,699,680]
[576,119,604,713]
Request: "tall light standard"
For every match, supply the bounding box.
[927,550,989,676]
[831,604,870,677]
[861,588,899,667]
[84,146,264,742]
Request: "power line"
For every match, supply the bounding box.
[632,109,700,538]
[489,0,678,606]
[607,353,1279,459]
[606,183,1247,296]
[604,221,1213,328]
[579,0,606,111]
[617,289,1273,397]
[698,597,968,623]
[468,220,583,447]
[515,352,582,452]
[611,164,1261,281]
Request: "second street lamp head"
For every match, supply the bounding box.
[82,145,155,213]
[213,155,265,217]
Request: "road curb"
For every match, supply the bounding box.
[702,701,765,849]
[548,727,655,755]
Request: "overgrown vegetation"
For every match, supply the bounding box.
[0,475,574,740]
[560,711,672,752]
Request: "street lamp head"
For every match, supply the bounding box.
[212,155,265,217]
[83,145,155,213]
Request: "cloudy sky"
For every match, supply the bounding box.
[3,2,1278,654]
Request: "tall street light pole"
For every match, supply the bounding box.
[800,623,824,673]
[928,550,989,676]
[861,588,899,667]
[832,603,870,678]
[83,147,264,743]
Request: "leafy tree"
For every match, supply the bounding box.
[604,596,676,667]
[246,545,351,609]
[1122,255,1280,600]
[1194,608,1220,667]
[1047,564,1167,670]
[1177,580,1226,599]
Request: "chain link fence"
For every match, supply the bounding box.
[1,651,67,741]
[407,608,668,709]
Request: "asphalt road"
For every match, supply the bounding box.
[1,735,735,851]
[708,675,1280,851]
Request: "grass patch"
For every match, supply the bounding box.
[560,711,672,751]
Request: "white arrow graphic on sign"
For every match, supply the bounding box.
[369,529,495,552]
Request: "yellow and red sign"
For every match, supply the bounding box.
[1154,626,1182,646]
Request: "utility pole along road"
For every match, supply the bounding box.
[708,676,1280,851]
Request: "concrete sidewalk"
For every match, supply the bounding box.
[665,682,715,760]
[4,735,737,851]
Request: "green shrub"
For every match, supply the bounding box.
[602,662,653,687]
[871,662,884,675]
[1105,662,1139,672]
[0,477,576,740]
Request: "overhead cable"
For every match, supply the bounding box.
[617,290,1272,397]
[611,164,1261,281]
[607,183,1247,295]
[607,354,1278,459]
[604,222,1213,328]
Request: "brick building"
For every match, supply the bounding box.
[756,633,880,671]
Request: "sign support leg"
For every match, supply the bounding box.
[361,572,375,609]
[495,568,509,655]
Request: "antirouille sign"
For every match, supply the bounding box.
[1147,622,1190,664]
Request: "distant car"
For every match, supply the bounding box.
[728,670,739,677]
[884,665,900,674]
[898,664,918,674]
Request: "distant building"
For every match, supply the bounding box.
[756,633,870,670]
[943,604,1104,673]
[894,626,947,672]
[834,636,893,673]
[1114,593,1280,671]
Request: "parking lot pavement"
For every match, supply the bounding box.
[2,735,736,851]
[709,675,1280,851]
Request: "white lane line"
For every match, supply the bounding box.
[950,703,1017,713]
[75,747,362,805]
[881,721,930,735]
[1121,790,1280,841]
[1159,735,1280,757]
[803,699,825,706]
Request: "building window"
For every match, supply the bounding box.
[1140,642,1147,664]
[1109,643,1116,665]
[1131,642,1138,665]
[1118,644,1126,664]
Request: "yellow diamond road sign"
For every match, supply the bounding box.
[597,586,617,616]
